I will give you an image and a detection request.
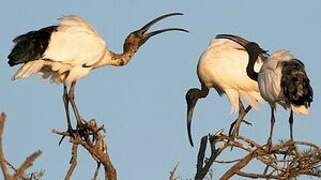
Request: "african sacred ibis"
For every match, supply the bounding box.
[185,34,268,146]
[8,13,188,135]
[237,42,313,147]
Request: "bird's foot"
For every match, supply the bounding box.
[228,121,240,143]
[265,138,273,153]
[75,119,96,145]
[288,139,297,154]
[228,119,252,143]
[241,119,252,126]
[58,127,76,145]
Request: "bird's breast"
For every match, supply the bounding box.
[197,45,260,92]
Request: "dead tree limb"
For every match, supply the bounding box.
[65,143,78,180]
[53,118,116,180]
[0,113,42,180]
[193,129,321,179]
[168,162,180,180]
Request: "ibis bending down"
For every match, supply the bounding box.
[8,13,188,136]
[236,42,313,147]
[185,34,268,146]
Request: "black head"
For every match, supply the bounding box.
[123,13,189,53]
[185,88,201,147]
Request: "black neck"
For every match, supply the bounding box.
[246,52,259,81]
[198,85,209,98]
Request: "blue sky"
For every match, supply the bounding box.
[1,0,320,179]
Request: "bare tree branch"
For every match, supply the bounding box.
[0,113,10,179]
[169,162,180,180]
[0,113,43,180]
[53,118,116,180]
[64,144,78,180]
[193,129,321,179]
[15,150,42,179]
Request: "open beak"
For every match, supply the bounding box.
[135,12,189,45]
[187,99,196,147]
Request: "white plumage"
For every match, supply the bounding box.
[198,37,264,112]
[9,13,188,136]
[13,16,108,85]
[185,34,267,146]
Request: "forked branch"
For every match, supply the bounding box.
[53,118,116,180]
[0,113,43,180]
[194,129,321,179]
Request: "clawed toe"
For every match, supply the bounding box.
[58,127,75,145]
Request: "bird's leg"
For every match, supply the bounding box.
[267,106,276,151]
[228,101,252,142]
[289,110,294,141]
[58,85,74,145]
[63,85,73,131]
[68,81,85,129]
[285,109,298,155]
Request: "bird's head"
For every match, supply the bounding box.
[123,13,189,54]
[185,88,201,147]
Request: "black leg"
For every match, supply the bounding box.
[267,106,276,150]
[289,110,294,141]
[228,100,252,141]
[68,81,84,129]
[59,85,74,145]
[63,85,73,131]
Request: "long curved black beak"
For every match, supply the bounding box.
[187,101,196,147]
[135,12,189,45]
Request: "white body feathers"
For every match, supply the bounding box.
[12,16,114,85]
[197,38,265,112]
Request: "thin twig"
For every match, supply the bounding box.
[169,162,180,180]
[193,129,321,180]
[0,113,42,180]
[65,143,78,180]
[92,162,101,180]
[16,150,42,178]
[220,149,259,179]
[53,118,117,180]
[0,113,9,179]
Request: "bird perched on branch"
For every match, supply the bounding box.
[233,41,313,148]
[185,34,268,146]
[8,13,188,139]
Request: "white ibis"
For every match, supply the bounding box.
[237,42,313,147]
[185,34,268,146]
[8,13,188,138]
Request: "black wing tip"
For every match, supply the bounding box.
[8,62,15,67]
[7,59,16,67]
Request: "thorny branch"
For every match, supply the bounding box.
[52,118,116,180]
[194,129,321,180]
[0,113,43,180]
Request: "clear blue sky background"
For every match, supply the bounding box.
[0,0,320,179]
